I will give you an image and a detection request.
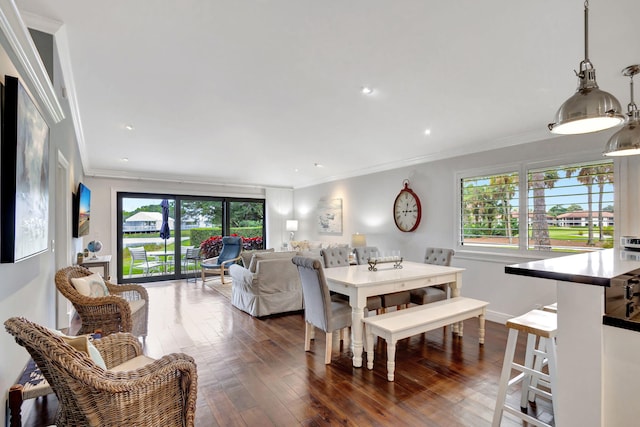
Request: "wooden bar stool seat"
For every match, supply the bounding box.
[492,309,558,427]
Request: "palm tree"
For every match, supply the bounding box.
[528,170,559,250]
[490,174,518,244]
[568,167,596,246]
[594,164,614,241]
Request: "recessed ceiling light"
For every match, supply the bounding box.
[294,168,299,173]
[120,157,129,162]
[361,86,374,95]
[424,128,432,136]
[314,163,324,168]
[124,124,134,131]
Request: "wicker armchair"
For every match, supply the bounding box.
[5,317,197,427]
[55,266,149,338]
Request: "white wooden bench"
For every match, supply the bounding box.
[363,296,489,381]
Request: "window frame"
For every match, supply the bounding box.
[456,154,620,261]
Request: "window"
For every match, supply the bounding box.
[460,172,520,249]
[528,161,614,251]
[459,159,614,253]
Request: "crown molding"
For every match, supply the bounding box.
[0,0,64,123]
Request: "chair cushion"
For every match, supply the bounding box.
[128,298,146,315]
[382,291,411,307]
[71,272,109,297]
[109,355,156,372]
[410,286,447,305]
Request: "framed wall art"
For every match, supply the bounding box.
[317,198,342,234]
[1,75,50,263]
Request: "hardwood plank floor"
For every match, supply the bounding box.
[20,279,553,426]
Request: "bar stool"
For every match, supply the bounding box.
[542,302,557,313]
[492,309,558,427]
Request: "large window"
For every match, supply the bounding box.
[460,160,614,253]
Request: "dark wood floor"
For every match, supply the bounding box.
[21,279,553,426]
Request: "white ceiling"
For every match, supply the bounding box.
[14,0,640,189]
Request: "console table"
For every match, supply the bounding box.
[80,255,111,279]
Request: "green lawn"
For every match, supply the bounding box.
[541,226,612,241]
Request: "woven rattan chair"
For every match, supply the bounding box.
[55,266,149,338]
[5,317,197,427]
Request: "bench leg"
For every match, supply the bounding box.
[386,340,397,381]
[366,326,374,370]
[458,320,464,337]
[479,311,486,344]
[9,384,23,427]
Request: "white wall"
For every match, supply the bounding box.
[292,132,637,322]
[0,17,84,422]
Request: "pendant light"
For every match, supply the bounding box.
[548,1,625,135]
[603,65,640,156]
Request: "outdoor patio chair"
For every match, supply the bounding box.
[128,246,164,277]
[200,236,242,284]
[5,317,197,427]
[183,247,201,282]
[55,265,149,338]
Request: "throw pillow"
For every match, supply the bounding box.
[248,251,296,273]
[240,248,274,269]
[50,329,107,369]
[71,272,109,297]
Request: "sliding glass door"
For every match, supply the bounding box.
[117,193,265,283]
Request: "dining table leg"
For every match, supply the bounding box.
[450,273,462,334]
[350,305,366,367]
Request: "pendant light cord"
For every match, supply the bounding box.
[584,1,589,63]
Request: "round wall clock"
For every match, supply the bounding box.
[393,180,422,232]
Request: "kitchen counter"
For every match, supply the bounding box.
[505,248,640,427]
[505,248,640,286]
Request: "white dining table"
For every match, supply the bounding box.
[323,261,465,367]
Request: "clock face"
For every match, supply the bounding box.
[394,187,422,232]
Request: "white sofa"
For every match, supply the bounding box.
[229,251,304,317]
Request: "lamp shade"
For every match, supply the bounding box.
[286,220,298,232]
[603,111,640,156]
[549,85,625,135]
[604,65,640,157]
[351,233,367,247]
[548,2,625,135]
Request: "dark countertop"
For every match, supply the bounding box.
[506,248,640,332]
[504,248,640,287]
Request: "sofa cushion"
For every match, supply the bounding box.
[248,251,297,273]
[240,248,274,269]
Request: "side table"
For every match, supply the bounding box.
[79,254,111,279]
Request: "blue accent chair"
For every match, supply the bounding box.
[200,236,242,284]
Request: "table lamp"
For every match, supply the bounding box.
[286,220,298,241]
